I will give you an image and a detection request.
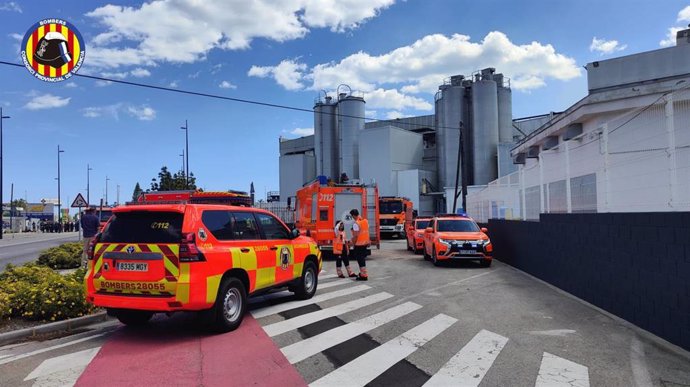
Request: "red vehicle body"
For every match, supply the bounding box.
[295,180,380,257]
[406,217,431,254]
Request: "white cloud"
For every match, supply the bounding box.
[8,32,22,41]
[169,80,179,88]
[248,60,306,90]
[251,31,580,111]
[589,37,627,54]
[290,127,314,136]
[82,104,122,119]
[128,105,156,121]
[84,0,395,68]
[678,5,690,22]
[101,71,128,79]
[219,80,237,89]
[365,110,378,119]
[385,111,403,119]
[24,94,70,110]
[130,68,151,77]
[210,63,223,74]
[64,82,78,88]
[95,80,113,87]
[0,2,21,13]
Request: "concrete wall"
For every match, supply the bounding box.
[488,212,690,351]
[279,153,315,202]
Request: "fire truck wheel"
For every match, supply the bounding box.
[114,309,153,326]
[293,261,318,300]
[211,277,247,332]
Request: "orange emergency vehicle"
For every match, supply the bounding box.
[378,197,414,238]
[422,213,493,267]
[85,192,321,332]
[294,179,380,257]
[406,216,431,254]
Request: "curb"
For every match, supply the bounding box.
[0,311,108,346]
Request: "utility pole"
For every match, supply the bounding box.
[0,108,10,239]
[452,122,466,214]
[116,184,120,205]
[180,120,189,189]
[180,149,185,176]
[9,183,13,234]
[87,164,93,205]
[105,176,110,206]
[57,145,65,224]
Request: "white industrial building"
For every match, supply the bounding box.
[279,71,549,215]
[466,27,690,222]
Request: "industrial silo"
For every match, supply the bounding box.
[337,89,365,180]
[471,70,499,185]
[313,96,338,179]
[436,75,465,190]
[495,74,513,143]
[434,88,446,190]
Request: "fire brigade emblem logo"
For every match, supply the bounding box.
[126,246,135,254]
[198,228,208,242]
[20,18,85,82]
[280,247,291,270]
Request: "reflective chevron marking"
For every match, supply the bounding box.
[310,313,457,386]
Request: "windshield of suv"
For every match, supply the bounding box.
[437,219,479,232]
[380,201,403,214]
[415,220,429,229]
[101,211,183,243]
[99,210,113,223]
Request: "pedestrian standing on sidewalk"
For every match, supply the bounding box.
[349,209,370,281]
[333,221,356,278]
[80,208,100,268]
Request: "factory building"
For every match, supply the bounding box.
[279,69,548,215]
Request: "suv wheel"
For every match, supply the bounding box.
[432,247,440,267]
[211,277,247,332]
[480,259,492,267]
[423,244,430,260]
[293,261,318,300]
[114,309,153,326]
[406,239,412,251]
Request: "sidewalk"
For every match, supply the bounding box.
[0,232,80,247]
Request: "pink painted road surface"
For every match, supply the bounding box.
[76,315,306,387]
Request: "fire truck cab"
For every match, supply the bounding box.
[295,180,380,257]
[378,196,414,238]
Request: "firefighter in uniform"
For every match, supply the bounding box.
[333,221,356,278]
[349,209,370,281]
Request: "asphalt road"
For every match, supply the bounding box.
[1,239,690,386]
[0,233,80,269]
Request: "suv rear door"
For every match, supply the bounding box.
[93,210,183,296]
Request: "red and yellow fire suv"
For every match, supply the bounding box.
[422,213,493,267]
[85,191,321,332]
[406,216,431,254]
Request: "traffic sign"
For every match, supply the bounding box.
[71,193,88,208]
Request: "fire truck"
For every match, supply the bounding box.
[294,180,380,257]
[378,196,414,238]
[136,190,253,206]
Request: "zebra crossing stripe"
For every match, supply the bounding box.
[281,301,423,364]
[319,273,338,280]
[423,329,508,387]
[535,352,590,387]
[24,346,100,382]
[251,285,371,318]
[317,280,350,290]
[310,314,458,386]
[0,333,105,366]
[263,292,394,337]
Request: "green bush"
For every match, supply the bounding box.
[37,242,83,269]
[0,288,10,319]
[0,264,93,321]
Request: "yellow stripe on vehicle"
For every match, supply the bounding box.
[229,247,257,270]
[164,257,180,277]
[206,274,222,304]
[255,267,275,290]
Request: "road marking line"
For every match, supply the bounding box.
[319,273,337,280]
[317,280,349,290]
[0,333,105,365]
[424,329,508,387]
[263,292,394,337]
[24,346,100,381]
[281,301,422,364]
[310,314,457,387]
[251,285,371,318]
[535,352,589,387]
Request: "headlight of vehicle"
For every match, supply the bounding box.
[416,232,423,238]
[438,239,452,246]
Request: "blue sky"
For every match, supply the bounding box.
[0,0,688,212]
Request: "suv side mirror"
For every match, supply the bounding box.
[481,227,488,233]
[290,228,300,239]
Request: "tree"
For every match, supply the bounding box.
[150,166,196,191]
[132,182,143,201]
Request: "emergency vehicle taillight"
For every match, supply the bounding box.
[179,233,206,262]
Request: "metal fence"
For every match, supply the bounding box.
[467,87,690,223]
[255,202,295,226]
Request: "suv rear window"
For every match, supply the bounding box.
[101,211,183,243]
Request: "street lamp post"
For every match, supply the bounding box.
[57,145,65,224]
[87,164,93,205]
[0,108,10,239]
[181,120,189,189]
[105,176,110,206]
[180,149,185,176]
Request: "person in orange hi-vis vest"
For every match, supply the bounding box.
[333,221,356,278]
[349,209,370,281]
